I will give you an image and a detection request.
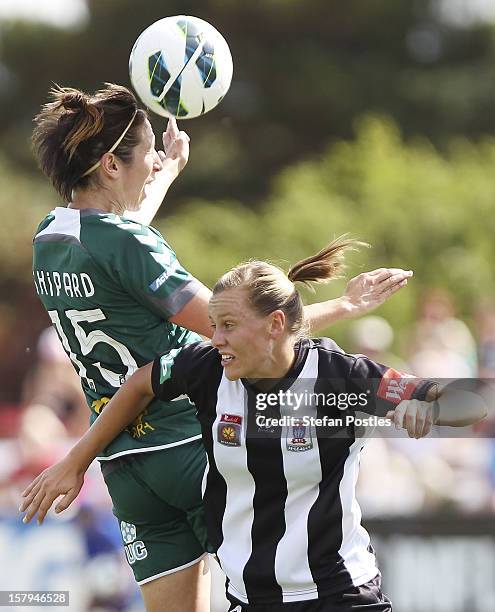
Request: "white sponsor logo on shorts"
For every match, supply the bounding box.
[120,520,148,565]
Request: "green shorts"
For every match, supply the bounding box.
[101,439,208,585]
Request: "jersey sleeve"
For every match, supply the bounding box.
[349,355,437,416]
[112,222,205,319]
[151,341,222,410]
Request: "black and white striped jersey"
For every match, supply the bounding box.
[151,337,434,605]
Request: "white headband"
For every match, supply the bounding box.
[80,109,138,178]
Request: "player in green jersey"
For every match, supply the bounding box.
[28,83,414,612]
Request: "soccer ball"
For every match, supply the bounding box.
[129,15,233,119]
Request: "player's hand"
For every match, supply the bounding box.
[160,116,190,177]
[342,268,413,317]
[128,117,190,224]
[386,399,435,438]
[19,456,85,525]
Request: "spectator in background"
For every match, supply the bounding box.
[349,315,409,371]
[0,326,88,511]
[474,299,495,378]
[358,298,493,517]
[473,299,495,510]
[76,504,134,612]
[21,326,88,441]
[407,288,477,378]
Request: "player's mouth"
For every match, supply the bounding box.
[220,353,235,366]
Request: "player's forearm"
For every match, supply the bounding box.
[304,297,354,333]
[67,366,154,469]
[435,389,487,427]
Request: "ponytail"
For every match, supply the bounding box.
[32,83,145,202]
[213,236,367,340]
[288,236,367,288]
[55,87,105,161]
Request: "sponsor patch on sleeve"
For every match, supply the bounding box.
[159,348,182,384]
[149,260,180,292]
[376,368,422,404]
[149,270,170,292]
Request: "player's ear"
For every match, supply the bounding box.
[268,310,286,338]
[100,152,120,179]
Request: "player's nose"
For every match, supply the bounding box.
[211,328,226,348]
[152,150,163,172]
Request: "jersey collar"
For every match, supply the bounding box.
[241,337,311,395]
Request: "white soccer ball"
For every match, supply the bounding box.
[129,15,233,119]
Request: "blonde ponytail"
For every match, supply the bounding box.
[212,236,367,340]
[288,236,367,288]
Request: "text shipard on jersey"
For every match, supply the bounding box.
[33,206,206,458]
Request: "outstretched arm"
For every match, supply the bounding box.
[125,118,189,226]
[305,268,413,333]
[386,384,487,438]
[171,269,413,339]
[19,363,155,525]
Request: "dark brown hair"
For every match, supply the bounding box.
[212,236,366,339]
[32,83,147,202]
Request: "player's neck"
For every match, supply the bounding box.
[248,340,298,384]
[69,187,126,216]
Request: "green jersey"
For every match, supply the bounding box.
[33,206,204,459]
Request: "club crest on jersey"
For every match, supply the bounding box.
[287,420,313,452]
[218,414,242,447]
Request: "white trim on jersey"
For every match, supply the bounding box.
[35,207,81,241]
[151,251,173,267]
[96,434,202,461]
[201,454,210,498]
[215,374,256,603]
[275,349,320,602]
[338,436,379,586]
[134,232,159,249]
[137,553,207,585]
[116,221,143,232]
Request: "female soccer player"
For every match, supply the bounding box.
[21,238,486,612]
[32,81,413,612]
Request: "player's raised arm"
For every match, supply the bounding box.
[20,363,155,525]
[304,267,413,332]
[124,118,190,226]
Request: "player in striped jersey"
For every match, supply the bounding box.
[27,83,415,612]
[21,239,486,611]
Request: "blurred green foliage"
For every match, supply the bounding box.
[2,0,495,200]
[1,0,494,395]
[161,116,495,344]
[0,156,53,281]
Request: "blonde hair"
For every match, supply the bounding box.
[212,236,366,339]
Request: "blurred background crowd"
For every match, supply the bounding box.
[1,1,495,611]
